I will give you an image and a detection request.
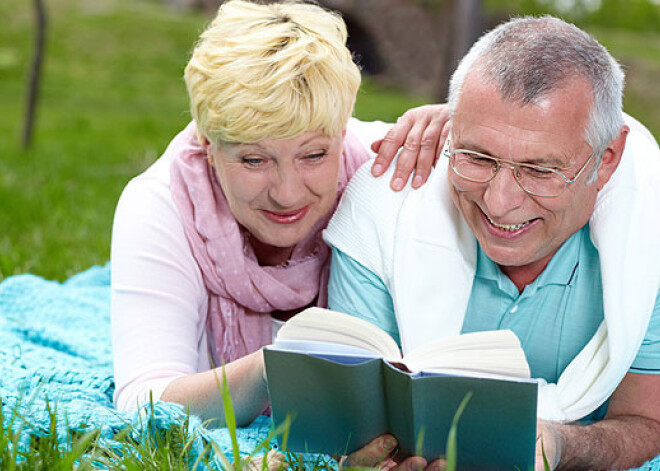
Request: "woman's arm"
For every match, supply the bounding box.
[161,350,268,426]
[111,158,266,426]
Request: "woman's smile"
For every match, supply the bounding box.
[261,206,310,224]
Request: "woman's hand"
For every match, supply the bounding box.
[342,434,447,471]
[371,104,451,191]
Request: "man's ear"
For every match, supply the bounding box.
[596,125,629,190]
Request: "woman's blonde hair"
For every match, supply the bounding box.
[184,0,361,144]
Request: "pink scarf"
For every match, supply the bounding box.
[170,124,369,366]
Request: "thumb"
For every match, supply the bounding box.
[344,434,398,467]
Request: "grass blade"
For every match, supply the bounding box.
[445,391,473,471]
[415,426,426,458]
[541,439,551,471]
[219,364,241,469]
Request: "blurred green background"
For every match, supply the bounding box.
[1,0,659,281]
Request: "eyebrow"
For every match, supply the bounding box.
[454,139,567,168]
[230,135,329,153]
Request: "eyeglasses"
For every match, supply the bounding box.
[442,135,595,198]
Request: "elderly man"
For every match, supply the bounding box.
[325,16,660,471]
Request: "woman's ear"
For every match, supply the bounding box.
[201,136,214,165]
[201,135,211,151]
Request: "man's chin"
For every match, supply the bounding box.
[480,244,530,268]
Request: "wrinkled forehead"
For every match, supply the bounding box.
[452,74,592,163]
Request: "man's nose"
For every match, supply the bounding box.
[482,165,527,217]
[268,167,306,208]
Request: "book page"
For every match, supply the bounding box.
[273,339,381,358]
[275,307,402,360]
[402,330,531,378]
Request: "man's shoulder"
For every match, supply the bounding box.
[324,155,414,279]
[342,156,414,210]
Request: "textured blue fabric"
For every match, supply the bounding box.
[0,265,315,469]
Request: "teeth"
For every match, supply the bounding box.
[487,215,530,232]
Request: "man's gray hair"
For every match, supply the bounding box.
[448,16,625,181]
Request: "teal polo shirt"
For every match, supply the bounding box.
[327,224,660,418]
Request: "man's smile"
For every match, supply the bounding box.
[479,207,539,238]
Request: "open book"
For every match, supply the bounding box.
[264,307,538,470]
[274,307,531,379]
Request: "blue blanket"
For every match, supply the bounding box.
[0,265,276,469]
[0,266,658,470]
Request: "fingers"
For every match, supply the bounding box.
[371,119,415,179]
[391,456,428,471]
[388,117,432,191]
[426,458,448,471]
[371,138,383,154]
[408,117,445,189]
[343,434,398,467]
[369,104,451,191]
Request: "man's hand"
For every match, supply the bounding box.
[342,435,447,471]
[535,420,562,471]
[370,104,451,191]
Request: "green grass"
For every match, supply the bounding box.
[590,27,660,136]
[1,397,240,470]
[0,0,204,280]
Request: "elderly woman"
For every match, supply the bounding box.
[111,0,445,425]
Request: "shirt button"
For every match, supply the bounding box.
[510,305,519,314]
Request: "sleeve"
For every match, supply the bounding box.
[327,248,400,346]
[110,175,209,412]
[630,284,660,374]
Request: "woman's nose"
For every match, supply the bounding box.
[268,167,306,208]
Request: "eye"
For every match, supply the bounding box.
[303,152,327,163]
[462,152,494,166]
[528,166,554,175]
[521,165,556,179]
[241,156,267,168]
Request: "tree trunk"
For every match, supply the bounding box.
[22,0,47,150]
[434,0,483,102]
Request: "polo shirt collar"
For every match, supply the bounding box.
[475,224,587,292]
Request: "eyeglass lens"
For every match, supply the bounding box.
[450,152,567,197]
